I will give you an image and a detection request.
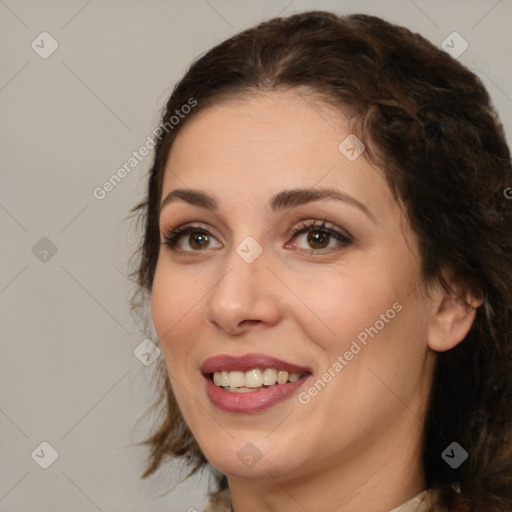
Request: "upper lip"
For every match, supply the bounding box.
[200,353,312,375]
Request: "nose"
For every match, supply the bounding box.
[206,246,281,336]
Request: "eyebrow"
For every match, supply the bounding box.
[160,187,376,222]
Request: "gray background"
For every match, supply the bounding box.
[1,0,511,511]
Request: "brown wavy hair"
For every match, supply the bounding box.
[129,11,512,511]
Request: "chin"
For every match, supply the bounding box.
[200,436,305,481]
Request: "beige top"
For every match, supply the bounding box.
[203,488,441,512]
[390,490,437,512]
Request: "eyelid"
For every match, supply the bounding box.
[162,218,352,254]
[287,219,351,240]
[286,219,353,252]
[161,223,223,252]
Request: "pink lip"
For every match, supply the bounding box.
[200,353,312,374]
[201,353,312,414]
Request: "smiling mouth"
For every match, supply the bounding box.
[209,368,309,393]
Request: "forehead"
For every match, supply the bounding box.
[162,89,393,213]
[169,90,348,165]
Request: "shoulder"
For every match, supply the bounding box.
[391,489,462,512]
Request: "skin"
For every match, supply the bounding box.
[151,89,478,512]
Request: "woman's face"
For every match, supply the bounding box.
[151,89,437,485]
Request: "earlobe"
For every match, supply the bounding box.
[426,283,483,353]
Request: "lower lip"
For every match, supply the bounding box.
[204,374,311,413]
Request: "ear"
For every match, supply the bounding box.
[426,271,483,353]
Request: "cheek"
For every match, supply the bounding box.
[298,268,402,350]
[300,252,425,376]
[150,260,202,366]
[300,283,429,435]
[321,277,429,409]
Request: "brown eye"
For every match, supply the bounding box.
[307,230,330,249]
[290,220,352,252]
[188,232,210,250]
[163,225,222,252]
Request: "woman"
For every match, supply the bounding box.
[130,11,512,512]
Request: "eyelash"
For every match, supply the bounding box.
[162,219,352,254]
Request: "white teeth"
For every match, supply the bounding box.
[277,370,289,384]
[227,386,255,393]
[228,371,245,388]
[212,368,306,390]
[245,369,263,388]
[262,368,277,386]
